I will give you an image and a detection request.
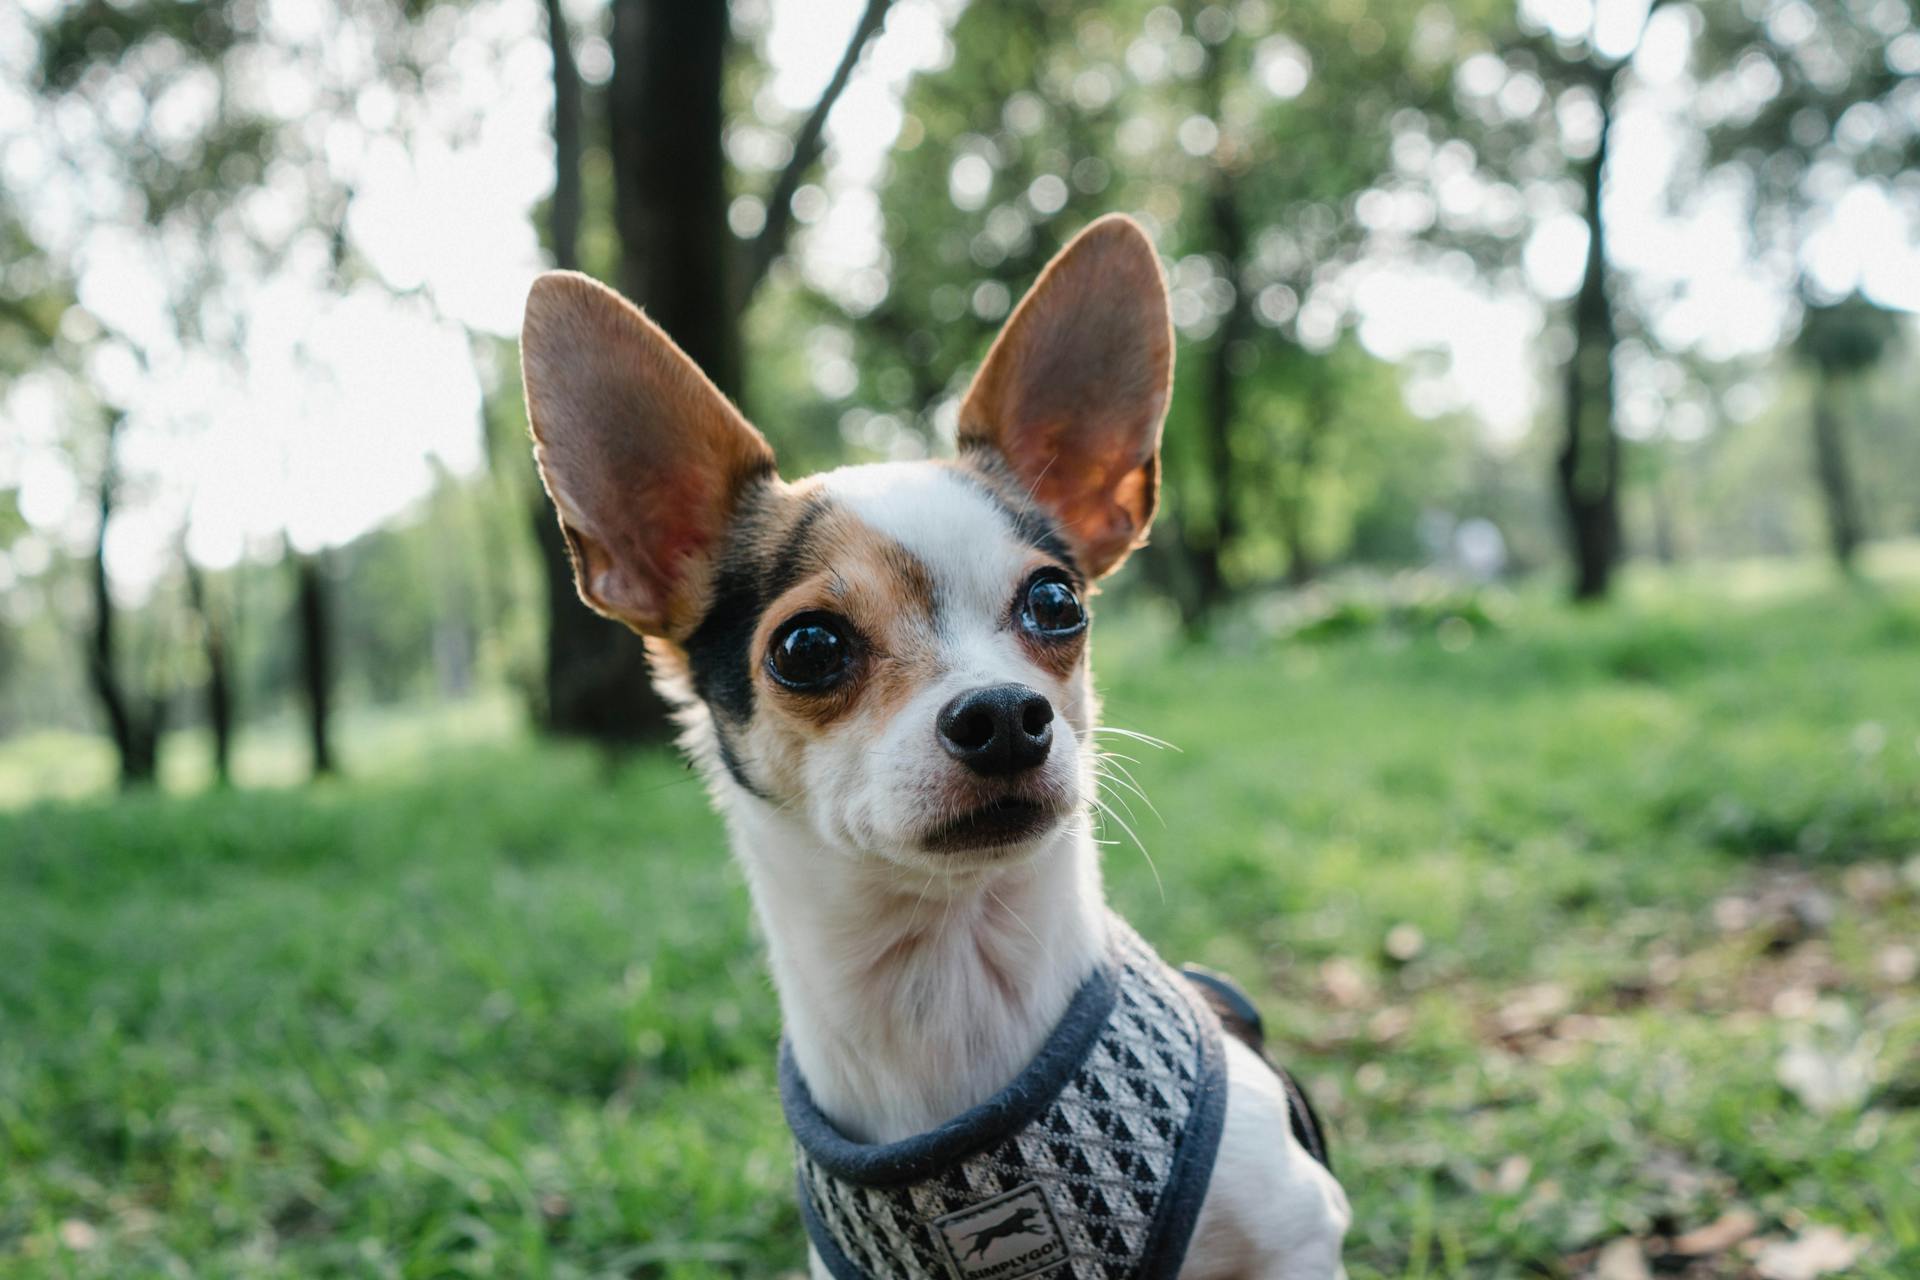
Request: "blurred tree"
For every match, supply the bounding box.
[1168,0,1467,608]
[530,0,891,743]
[1793,295,1903,570]
[293,549,336,776]
[1688,0,1920,571]
[181,551,234,786]
[22,0,373,779]
[1437,2,1680,600]
[530,0,656,743]
[859,0,1473,621]
[88,414,167,787]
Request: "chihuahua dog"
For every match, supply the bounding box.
[522,215,1349,1279]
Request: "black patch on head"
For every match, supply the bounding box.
[951,450,1081,582]
[683,564,765,731]
[681,486,839,798]
[711,727,771,801]
[770,493,834,599]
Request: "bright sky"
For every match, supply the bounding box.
[1,0,1916,601]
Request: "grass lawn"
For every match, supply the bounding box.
[3,568,1918,1278]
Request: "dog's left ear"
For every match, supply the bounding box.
[959,214,1173,579]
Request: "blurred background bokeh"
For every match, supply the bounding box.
[1,0,1916,783]
[3,1,1919,1277]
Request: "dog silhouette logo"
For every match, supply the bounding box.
[960,1203,1042,1260]
[932,1184,1067,1279]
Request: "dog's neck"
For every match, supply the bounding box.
[726,804,1109,1144]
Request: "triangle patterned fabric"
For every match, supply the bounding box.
[780,916,1230,1280]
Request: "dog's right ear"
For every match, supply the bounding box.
[521,271,775,640]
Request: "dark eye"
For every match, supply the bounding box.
[767,615,852,690]
[1021,574,1086,638]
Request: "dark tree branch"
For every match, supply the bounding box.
[739,0,892,305]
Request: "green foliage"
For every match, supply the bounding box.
[841,0,1498,600]
[3,574,1918,1276]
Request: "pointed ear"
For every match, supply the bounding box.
[959,214,1173,578]
[521,271,775,639]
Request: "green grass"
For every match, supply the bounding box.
[3,573,1919,1277]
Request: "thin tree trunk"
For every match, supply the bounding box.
[87,414,162,788]
[1810,368,1861,571]
[295,551,335,777]
[1558,85,1622,602]
[184,557,234,786]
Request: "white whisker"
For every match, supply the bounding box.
[1087,725,1181,753]
[1090,794,1164,903]
[1095,764,1163,826]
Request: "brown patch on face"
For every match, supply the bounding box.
[1008,557,1090,684]
[751,508,943,734]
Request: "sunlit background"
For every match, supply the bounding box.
[2,0,1918,780]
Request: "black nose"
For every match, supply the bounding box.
[937,684,1054,776]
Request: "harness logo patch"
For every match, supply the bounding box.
[932,1183,1068,1280]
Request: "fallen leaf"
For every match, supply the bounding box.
[57,1220,97,1252]
[1777,1039,1873,1114]
[1875,943,1916,985]
[1713,895,1755,932]
[1592,1237,1651,1280]
[1840,862,1896,905]
[1672,1208,1761,1256]
[1383,923,1426,964]
[1318,957,1372,1008]
[1368,1005,1412,1044]
[1752,1226,1866,1280]
[1494,1153,1532,1194]
[1495,982,1571,1036]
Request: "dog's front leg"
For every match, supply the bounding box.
[1181,1036,1351,1280]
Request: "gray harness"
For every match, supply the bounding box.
[779,917,1233,1280]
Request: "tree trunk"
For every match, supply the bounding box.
[1557,87,1622,602]
[609,0,740,398]
[295,551,335,777]
[532,0,676,743]
[87,414,162,788]
[1190,19,1252,618]
[1810,367,1861,571]
[1195,176,1252,612]
[184,557,234,786]
[544,0,582,273]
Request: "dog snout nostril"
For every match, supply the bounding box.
[937,684,1055,777]
[1020,695,1053,737]
[951,709,994,751]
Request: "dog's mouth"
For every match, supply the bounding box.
[921,796,1063,854]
